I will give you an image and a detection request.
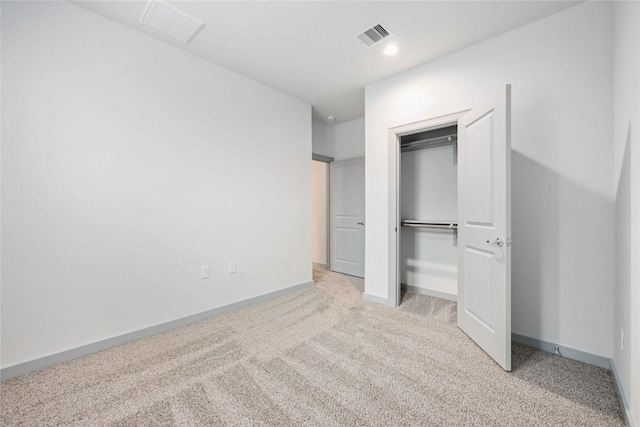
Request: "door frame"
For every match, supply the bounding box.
[387,110,468,307]
[312,154,334,269]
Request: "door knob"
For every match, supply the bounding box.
[358,221,365,226]
[486,237,504,247]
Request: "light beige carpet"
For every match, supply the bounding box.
[1,266,624,426]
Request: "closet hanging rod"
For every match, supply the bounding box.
[401,134,457,149]
[400,221,457,230]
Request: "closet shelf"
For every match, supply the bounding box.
[400,220,458,229]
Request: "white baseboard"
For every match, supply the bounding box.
[362,292,390,306]
[402,283,457,302]
[1,280,314,381]
[511,333,610,369]
[610,359,634,426]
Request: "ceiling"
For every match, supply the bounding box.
[72,1,581,125]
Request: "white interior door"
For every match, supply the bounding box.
[457,85,512,371]
[330,157,365,277]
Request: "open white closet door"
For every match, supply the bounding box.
[457,85,512,371]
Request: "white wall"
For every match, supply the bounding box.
[311,161,328,265]
[333,118,365,161]
[612,1,640,424]
[1,1,312,368]
[312,119,334,158]
[365,2,614,357]
[313,117,365,161]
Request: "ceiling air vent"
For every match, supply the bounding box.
[356,22,393,47]
[141,0,204,43]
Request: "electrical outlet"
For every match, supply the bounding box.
[620,326,624,351]
[201,265,210,279]
[228,261,236,274]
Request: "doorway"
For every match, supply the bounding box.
[311,154,366,278]
[388,111,467,307]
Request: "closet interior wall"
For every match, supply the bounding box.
[400,127,459,300]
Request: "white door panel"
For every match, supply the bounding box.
[464,111,494,226]
[464,246,495,331]
[330,157,365,277]
[336,167,360,216]
[458,85,512,371]
[335,228,360,262]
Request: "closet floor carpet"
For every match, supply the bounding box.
[1,266,624,426]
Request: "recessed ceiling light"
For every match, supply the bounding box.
[384,44,399,56]
[327,115,336,122]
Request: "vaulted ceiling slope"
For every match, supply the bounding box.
[72,1,582,124]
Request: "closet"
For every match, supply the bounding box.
[399,124,459,301]
[390,86,512,371]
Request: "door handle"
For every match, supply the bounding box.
[358,221,365,226]
[486,237,504,247]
